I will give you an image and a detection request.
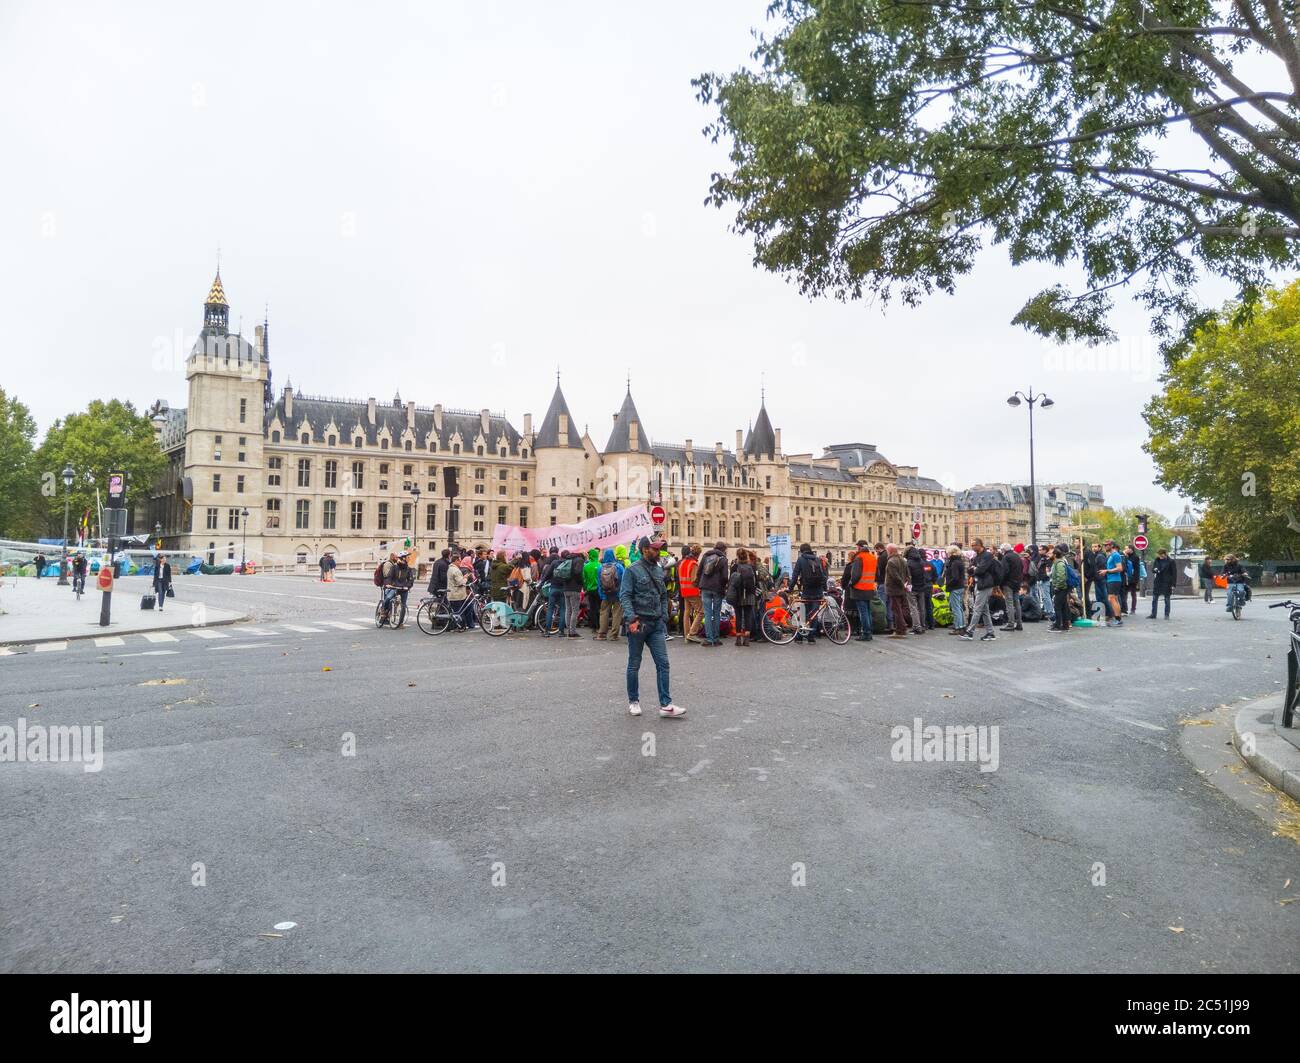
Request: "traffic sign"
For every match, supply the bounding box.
[650,504,666,525]
[1075,523,1101,531]
[911,521,921,540]
[912,505,922,523]
[1170,535,1184,552]
[1134,534,1148,551]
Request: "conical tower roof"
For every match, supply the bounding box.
[605,388,651,453]
[534,382,582,449]
[743,399,776,458]
[206,271,229,307]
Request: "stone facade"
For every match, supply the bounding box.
[148,273,955,568]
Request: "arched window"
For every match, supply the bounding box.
[271,430,280,443]
[354,436,363,448]
[404,439,412,452]
[300,433,309,445]
[381,438,389,450]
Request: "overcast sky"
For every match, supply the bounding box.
[2,0,1247,520]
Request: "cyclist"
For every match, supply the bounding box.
[446,552,470,630]
[379,551,414,626]
[790,542,827,644]
[70,552,88,595]
[1222,553,1249,614]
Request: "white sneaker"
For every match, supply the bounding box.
[659,704,686,718]
[628,703,642,716]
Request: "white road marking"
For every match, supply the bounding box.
[94,637,125,647]
[187,629,230,639]
[1117,717,1167,732]
[320,621,366,630]
[34,642,67,652]
[116,650,179,657]
[283,624,324,633]
[183,585,374,605]
[238,628,279,636]
[351,617,375,623]
[686,759,712,776]
[142,632,179,643]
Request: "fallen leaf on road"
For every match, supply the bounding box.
[258,932,283,939]
[322,666,332,672]
[408,682,416,687]
[138,678,187,686]
[1168,926,1185,933]
[1178,718,1214,727]
[27,703,39,709]
[110,915,125,924]
[1286,879,1292,889]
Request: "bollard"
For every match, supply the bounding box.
[97,565,113,627]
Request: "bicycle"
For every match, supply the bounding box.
[1225,576,1251,621]
[375,584,410,629]
[417,591,487,635]
[1269,600,1300,728]
[72,571,85,601]
[761,595,851,645]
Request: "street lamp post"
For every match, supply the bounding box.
[240,508,249,571]
[58,465,74,585]
[410,486,422,550]
[1006,390,1054,549]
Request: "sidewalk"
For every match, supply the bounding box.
[0,577,246,646]
[1233,694,1300,802]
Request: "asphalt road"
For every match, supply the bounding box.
[2,575,1297,972]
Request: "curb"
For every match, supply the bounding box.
[1232,694,1300,802]
[1,611,249,648]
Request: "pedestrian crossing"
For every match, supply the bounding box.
[0,617,383,657]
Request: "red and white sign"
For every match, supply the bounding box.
[1134,534,1148,551]
[911,521,922,540]
[650,505,666,525]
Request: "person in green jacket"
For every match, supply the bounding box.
[1048,544,1072,633]
[488,550,512,602]
[582,547,602,630]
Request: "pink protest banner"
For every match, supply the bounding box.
[490,504,653,556]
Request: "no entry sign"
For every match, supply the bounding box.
[911,521,922,540]
[651,505,666,525]
[1134,534,1148,551]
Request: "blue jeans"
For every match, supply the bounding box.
[947,586,965,630]
[545,586,565,630]
[626,616,671,707]
[1226,582,1246,611]
[1034,580,1054,618]
[853,597,874,638]
[701,590,723,643]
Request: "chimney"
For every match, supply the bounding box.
[774,428,782,454]
[523,412,532,437]
[433,403,443,432]
[558,413,569,446]
[715,442,724,463]
[481,408,491,437]
[283,385,293,419]
[685,439,693,461]
[736,429,743,456]
[254,324,265,356]
[407,401,416,430]
[628,421,639,450]
[367,397,376,425]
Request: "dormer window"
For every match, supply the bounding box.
[271,430,280,443]
[381,438,389,450]
[301,433,310,445]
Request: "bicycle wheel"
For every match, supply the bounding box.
[480,601,511,636]
[390,595,407,628]
[820,603,851,645]
[416,599,450,635]
[762,605,797,645]
[1232,603,1242,620]
[375,600,389,628]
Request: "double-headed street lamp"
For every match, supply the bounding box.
[1006,389,1054,549]
[58,464,74,585]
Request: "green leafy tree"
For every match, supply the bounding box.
[696,1,1300,349]
[1144,279,1300,558]
[0,388,41,539]
[1093,505,1176,552]
[34,400,166,541]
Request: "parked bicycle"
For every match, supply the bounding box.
[479,583,553,636]
[416,590,487,635]
[1268,600,1300,728]
[760,596,851,645]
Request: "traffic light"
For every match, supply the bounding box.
[443,467,459,499]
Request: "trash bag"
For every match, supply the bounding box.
[869,596,889,634]
[185,557,202,574]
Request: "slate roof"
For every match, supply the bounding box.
[789,462,855,483]
[264,395,522,452]
[742,402,776,459]
[823,443,891,470]
[954,487,1012,510]
[605,389,651,453]
[651,444,742,471]
[189,331,264,363]
[534,384,582,449]
[897,475,946,493]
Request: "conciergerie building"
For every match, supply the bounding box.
[146,272,955,569]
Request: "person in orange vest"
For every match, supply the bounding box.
[846,539,878,642]
[678,543,704,644]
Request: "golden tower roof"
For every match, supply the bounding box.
[206,271,228,307]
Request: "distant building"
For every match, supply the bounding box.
[146,270,957,568]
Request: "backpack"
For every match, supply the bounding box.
[1125,559,1134,579]
[553,558,573,582]
[701,552,723,579]
[1065,562,1080,589]
[373,562,385,587]
[800,554,825,590]
[599,562,619,593]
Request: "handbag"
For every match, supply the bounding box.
[166,585,175,597]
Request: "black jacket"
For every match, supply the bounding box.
[1001,550,1024,589]
[971,548,999,590]
[791,551,825,598]
[153,562,172,589]
[1152,556,1176,592]
[696,548,729,594]
[943,555,966,591]
[563,556,586,592]
[906,552,929,591]
[429,557,450,593]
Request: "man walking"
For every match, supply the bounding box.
[847,540,877,642]
[959,539,999,641]
[619,536,684,718]
[696,541,729,647]
[1149,548,1175,619]
[1200,556,1215,602]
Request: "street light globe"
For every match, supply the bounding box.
[241,507,249,519]
[1006,395,1021,407]
[1040,395,1055,408]
[62,465,74,487]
